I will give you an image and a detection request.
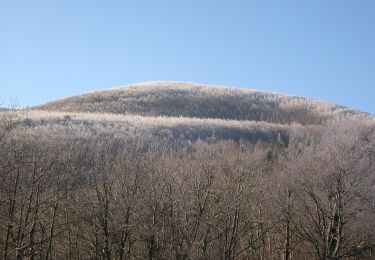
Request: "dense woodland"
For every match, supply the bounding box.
[1,109,375,260]
[1,83,375,259]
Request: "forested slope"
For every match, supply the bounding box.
[1,82,374,259]
[35,81,369,125]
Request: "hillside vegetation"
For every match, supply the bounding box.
[1,82,374,259]
[35,81,368,125]
[17,110,294,143]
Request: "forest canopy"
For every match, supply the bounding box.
[1,82,374,259]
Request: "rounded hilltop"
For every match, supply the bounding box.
[34,81,368,125]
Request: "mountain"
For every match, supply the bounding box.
[34,81,368,125]
[3,82,375,259]
[16,81,369,144]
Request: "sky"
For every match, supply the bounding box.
[1,0,374,114]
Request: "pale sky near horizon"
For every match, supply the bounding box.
[1,0,374,114]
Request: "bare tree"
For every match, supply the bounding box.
[288,122,375,259]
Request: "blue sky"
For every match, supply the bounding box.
[1,0,374,114]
